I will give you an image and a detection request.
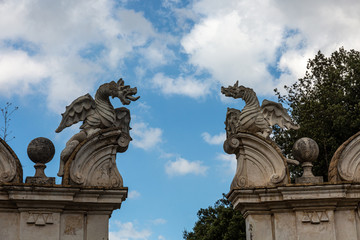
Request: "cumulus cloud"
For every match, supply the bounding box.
[2,0,360,106]
[178,0,360,96]
[202,132,226,145]
[151,218,167,225]
[128,190,141,199]
[165,157,208,176]
[109,221,151,240]
[0,0,171,112]
[152,73,211,98]
[131,122,163,150]
[0,50,48,95]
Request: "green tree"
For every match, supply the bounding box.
[183,196,246,240]
[274,47,360,180]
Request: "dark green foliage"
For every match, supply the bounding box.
[274,47,360,180]
[183,196,246,240]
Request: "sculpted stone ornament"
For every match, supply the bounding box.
[329,131,360,183]
[56,79,139,187]
[221,81,299,138]
[221,82,299,189]
[25,137,56,185]
[293,137,323,184]
[0,137,22,183]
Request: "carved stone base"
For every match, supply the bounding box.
[329,131,360,183]
[295,176,323,184]
[25,176,55,185]
[223,132,289,189]
[62,128,127,187]
[0,138,22,183]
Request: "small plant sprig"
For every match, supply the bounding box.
[1,102,18,142]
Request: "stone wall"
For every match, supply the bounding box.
[0,185,127,240]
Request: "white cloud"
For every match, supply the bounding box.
[181,0,282,95]
[202,132,226,145]
[165,157,208,176]
[0,50,48,96]
[109,221,151,240]
[217,153,236,175]
[152,73,211,98]
[0,0,171,112]
[128,190,141,199]
[2,0,360,106]
[158,236,166,240]
[179,0,360,96]
[151,218,167,225]
[131,122,163,150]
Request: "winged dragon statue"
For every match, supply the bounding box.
[56,79,139,177]
[221,81,299,138]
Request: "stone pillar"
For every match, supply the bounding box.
[225,132,360,240]
[0,134,128,240]
[0,185,127,240]
[228,183,360,240]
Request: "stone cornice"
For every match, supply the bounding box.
[228,183,360,216]
[0,184,127,212]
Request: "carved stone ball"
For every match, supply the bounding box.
[27,137,55,164]
[292,137,319,163]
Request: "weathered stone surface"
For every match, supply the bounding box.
[25,137,55,185]
[0,185,127,240]
[221,82,299,138]
[292,137,319,163]
[62,128,125,187]
[56,79,138,189]
[221,83,299,190]
[0,137,22,183]
[334,210,357,240]
[293,137,323,184]
[0,212,19,240]
[56,79,139,178]
[224,132,289,189]
[329,131,360,183]
[87,214,109,240]
[27,137,55,164]
[228,183,360,240]
[61,214,84,239]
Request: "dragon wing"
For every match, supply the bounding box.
[55,94,96,133]
[261,99,299,130]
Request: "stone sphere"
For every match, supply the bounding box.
[27,137,55,164]
[292,137,319,163]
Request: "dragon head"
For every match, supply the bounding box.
[221,81,247,99]
[110,78,140,105]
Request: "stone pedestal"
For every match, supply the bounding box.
[228,183,360,240]
[0,185,127,240]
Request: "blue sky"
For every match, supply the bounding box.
[1,0,360,239]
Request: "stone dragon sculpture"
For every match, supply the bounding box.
[221,81,299,138]
[56,79,139,177]
[221,82,300,189]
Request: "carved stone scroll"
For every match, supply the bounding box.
[224,132,289,189]
[329,131,360,183]
[62,128,127,187]
[0,138,22,183]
